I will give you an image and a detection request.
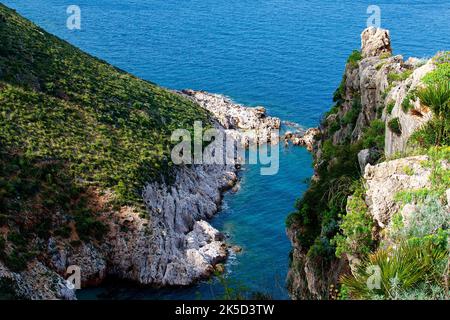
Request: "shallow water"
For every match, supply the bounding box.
[3,0,449,299]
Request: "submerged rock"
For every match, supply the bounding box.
[231,245,243,253]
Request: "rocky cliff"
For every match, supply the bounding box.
[0,92,281,299]
[0,5,285,299]
[287,27,449,300]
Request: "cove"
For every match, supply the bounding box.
[77,144,312,300]
[4,0,449,301]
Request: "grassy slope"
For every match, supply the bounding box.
[0,4,209,271]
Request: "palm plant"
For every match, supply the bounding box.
[416,81,450,145]
[340,240,448,299]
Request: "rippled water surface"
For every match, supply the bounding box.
[3,0,449,299]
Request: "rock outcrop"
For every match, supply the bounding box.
[180,90,281,144]
[364,156,436,227]
[383,61,435,156]
[289,128,321,152]
[324,28,434,153]
[287,226,349,300]
[286,26,441,300]
[0,261,76,300]
[1,89,284,299]
[361,27,392,58]
[357,148,379,173]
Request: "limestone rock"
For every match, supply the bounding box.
[364,155,435,227]
[290,128,320,152]
[0,261,76,300]
[384,60,435,156]
[361,27,392,58]
[357,148,379,173]
[180,90,281,145]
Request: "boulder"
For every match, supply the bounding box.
[361,27,392,58]
[364,155,435,227]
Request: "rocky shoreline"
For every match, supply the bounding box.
[286,27,447,300]
[2,88,305,299]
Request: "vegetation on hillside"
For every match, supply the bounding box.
[337,50,450,300]
[411,52,450,148]
[0,4,210,272]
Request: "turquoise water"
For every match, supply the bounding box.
[3,0,449,300]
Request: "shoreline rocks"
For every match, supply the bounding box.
[287,128,320,152]
[1,85,318,299]
[3,88,306,300]
[180,89,281,145]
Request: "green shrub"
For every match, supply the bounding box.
[328,120,341,136]
[376,62,386,71]
[333,77,346,105]
[347,50,362,69]
[388,118,402,135]
[362,119,385,150]
[7,232,26,247]
[416,81,450,146]
[394,282,448,300]
[410,119,450,148]
[401,90,418,113]
[0,278,24,300]
[75,215,108,240]
[422,53,450,85]
[341,96,362,127]
[340,240,448,300]
[4,250,30,272]
[54,225,72,238]
[394,188,437,204]
[332,184,375,258]
[417,81,450,117]
[388,70,413,84]
[390,196,449,241]
[0,236,5,257]
[386,101,395,114]
[337,284,350,300]
[75,215,108,241]
[325,104,339,117]
[379,52,392,60]
[307,236,336,260]
[321,140,338,160]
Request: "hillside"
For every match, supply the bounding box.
[0,4,220,298]
[287,28,449,300]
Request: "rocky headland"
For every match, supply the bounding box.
[287,27,449,300]
[1,86,286,298]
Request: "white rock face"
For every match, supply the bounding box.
[361,27,392,58]
[20,90,284,298]
[0,261,76,300]
[384,60,435,156]
[180,89,281,144]
[364,156,434,227]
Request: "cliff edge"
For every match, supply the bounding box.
[287,27,449,300]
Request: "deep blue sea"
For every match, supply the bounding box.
[3,0,449,300]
